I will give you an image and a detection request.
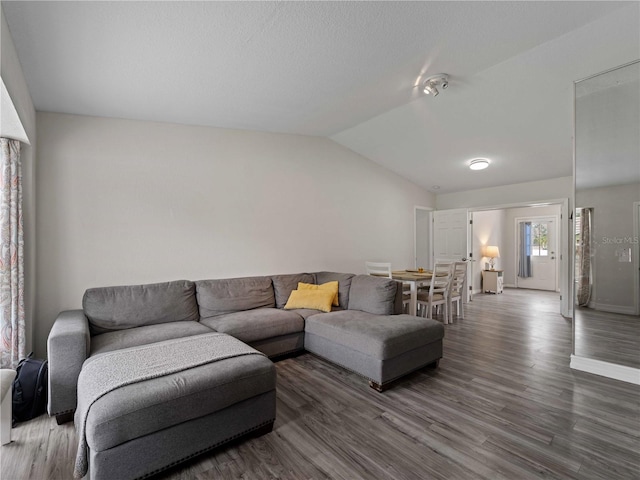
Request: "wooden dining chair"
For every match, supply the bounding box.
[365,261,411,312]
[417,261,452,294]
[365,261,392,278]
[417,263,453,323]
[448,262,468,323]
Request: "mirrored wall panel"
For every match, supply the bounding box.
[574,60,640,368]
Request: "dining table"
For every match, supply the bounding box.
[390,270,434,316]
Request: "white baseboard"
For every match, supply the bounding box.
[473,285,557,294]
[590,303,636,315]
[570,355,640,385]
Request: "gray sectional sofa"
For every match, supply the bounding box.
[48,271,444,480]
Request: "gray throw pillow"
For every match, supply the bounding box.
[271,273,315,309]
[347,275,398,315]
[314,272,355,308]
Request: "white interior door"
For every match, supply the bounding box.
[516,216,558,291]
[434,208,471,301]
[433,209,470,262]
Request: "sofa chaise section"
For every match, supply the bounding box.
[305,311,444,391]
[78,334,276,480]
[47,280,211,422]
[304,275,444,391]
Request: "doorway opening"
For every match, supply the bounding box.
[515,215,559,291]
[415,200,570,316]
[466,200,569,317]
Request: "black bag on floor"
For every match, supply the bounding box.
[12,352,48,424]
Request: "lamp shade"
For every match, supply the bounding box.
[484,246,500,258]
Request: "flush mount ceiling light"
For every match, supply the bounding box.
[422,74,449,97]
[469,158,490,170]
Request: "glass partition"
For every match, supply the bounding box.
[573,60,640,368]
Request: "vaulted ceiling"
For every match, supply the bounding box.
[3,1,639,193]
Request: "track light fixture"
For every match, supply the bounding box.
[422,74,449,97]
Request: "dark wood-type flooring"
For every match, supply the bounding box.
[574,306,640,369]
[2,289,639,479]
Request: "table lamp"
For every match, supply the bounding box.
[484,246,500,270]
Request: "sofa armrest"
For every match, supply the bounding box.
[47,309,90,419]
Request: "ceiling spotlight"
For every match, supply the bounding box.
[469,158,490,170]
[422,74,449,97]
[423,83,439,96]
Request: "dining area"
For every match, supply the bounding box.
[365,261,468,324]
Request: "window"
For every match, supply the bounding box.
[528,222,549,257]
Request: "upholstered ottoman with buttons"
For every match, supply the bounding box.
[73,333,276,480]
[304,312,444,391]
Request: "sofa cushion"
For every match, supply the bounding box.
[315,272,355,309]
[305,311,444,359]
[83,280,199,335]
[89,321,214,357]
[196,276,274,319]
[84,350,275,452]
[287,308,329,320]
[347,275,398,315]
[284,289,334,313]
[200,308,304,343]
[271,273,314,309]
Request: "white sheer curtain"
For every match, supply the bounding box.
[576,208,593,307]
[518,221,532,278]
[0,137,25,368]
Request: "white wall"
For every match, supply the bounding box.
[436,176,572,210]
[576,183,640,313]
[35,112,433,356]
[471,210,505,293]
[575,77,640,190]
[1,8,37,354]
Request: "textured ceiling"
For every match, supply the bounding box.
[3,1,638,193]
[331,3,640,193]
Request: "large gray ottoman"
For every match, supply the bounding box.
[304,312,444,391]
[77,335,276,480]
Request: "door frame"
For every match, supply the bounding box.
[466,198,570,318]
[634,202,640,315]
[414,206,434,270]
[514,214,560,291]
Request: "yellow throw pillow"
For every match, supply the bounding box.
[284,289,335,313]
[297,281,339,307]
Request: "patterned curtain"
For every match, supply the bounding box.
[576,208,593,306]
[518,221,532,278]
[0,138,25,368]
